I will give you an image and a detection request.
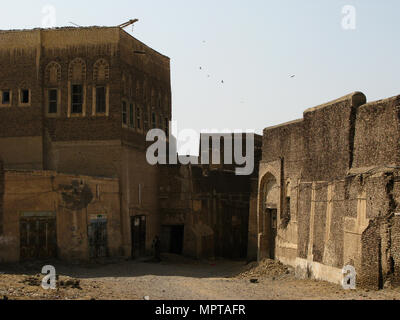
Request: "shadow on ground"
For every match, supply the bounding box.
[0,254,251,280]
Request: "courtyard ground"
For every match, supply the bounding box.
[1,254,400,300]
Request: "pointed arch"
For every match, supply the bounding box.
[45,61,61,84]
[93,58,110,82]
[68,58,86,82]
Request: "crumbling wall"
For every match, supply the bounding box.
[352,96,400,169]
[260,119,304,266]
[302,92,366,181]
[259,91,400,289]
[0,170,121,263]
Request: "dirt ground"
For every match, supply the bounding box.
[1,254,400,300]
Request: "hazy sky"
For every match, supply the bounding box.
[1,0,400,135]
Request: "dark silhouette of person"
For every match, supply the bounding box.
[152,236,161,262]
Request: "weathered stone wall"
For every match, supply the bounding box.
[0,27,172,260]
[302,92,366,181]
[259,92,400,289]
[353,96,400,170]
[120,145,160,256]
[0,170,121,263]
[158,134,261,260]
[259,119,304,266]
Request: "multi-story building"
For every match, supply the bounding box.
[0,26,171,261]
[0,26,258,264]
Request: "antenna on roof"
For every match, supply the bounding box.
[118,19,139,29]
[68,21,81,27]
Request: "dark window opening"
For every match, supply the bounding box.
[96,87,106,113]
[136,107,141,129]
[152,112,156,129]
[143,106,149,130]
[160,225,184,255]
[281,197,291,229]
[165,118,169,136]
[2,91,10,104]
[21,89,29,104]
[129,103,134,128]
[48,89,58,114]
[71,84,83,114]
[131,216,146,258]
[286,197,291,216]
[122,101,127,125]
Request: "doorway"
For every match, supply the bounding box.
[88,215,108,259]
[131,215,146,258]
[20,212,57,261]
[160,225,184,255]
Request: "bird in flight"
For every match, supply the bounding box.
[290,75,295,78]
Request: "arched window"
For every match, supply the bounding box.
[93,59,109,82]
[68,58,86,82]
[45,62,61,85]
[45,62,61,116]
[260,172,279,259]
[93,59,110,116]
[68,58,86,116]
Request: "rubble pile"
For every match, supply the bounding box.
[236,259,293,279]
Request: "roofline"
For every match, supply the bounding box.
[303,91,366,114]
[119,28,170,60]
[263,118,303,133]
[0,25,170,60]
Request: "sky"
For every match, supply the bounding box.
[1,0,400,137]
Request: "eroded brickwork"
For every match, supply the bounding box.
[0,26,171,261]
[258,92,400,289]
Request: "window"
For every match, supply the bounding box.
[48,89,58,114]
[165,118,169,137]
[152,112,156,129]
[96,87,106,113]
[129,103,134,128]
[143,107,149,130]
[2,90,10,104]
[20,89,29,104]
[71,84,83,114]
[122,101,127,125]
[285,197,291,216]
[136,106,141,129]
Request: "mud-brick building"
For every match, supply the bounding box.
[159,134,262,260]
[0,26,171,262]
[254,92,400,289]
[0,169,120,263]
